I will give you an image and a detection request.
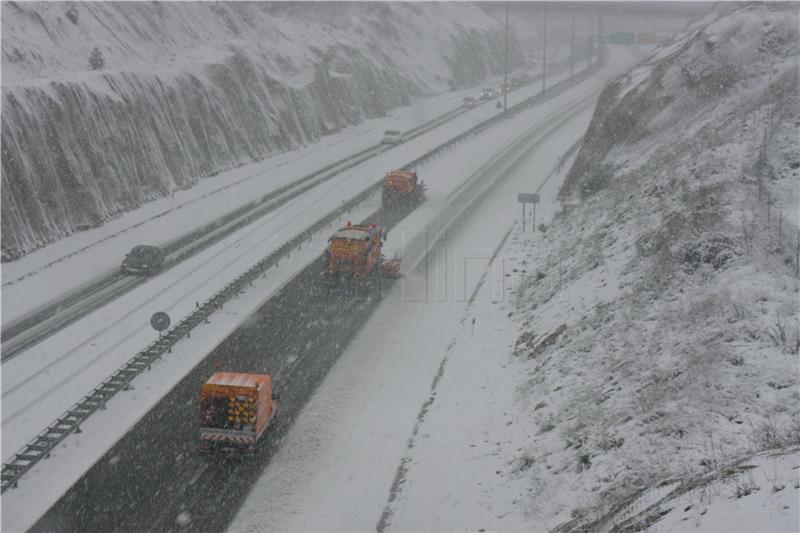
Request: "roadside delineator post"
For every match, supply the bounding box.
[767,191,771,223]
[796,228,799,277]
[522,201,526,232]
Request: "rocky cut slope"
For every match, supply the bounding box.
[1,2,523,261]
[507,3,800,527]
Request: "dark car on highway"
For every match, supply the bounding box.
[122,245,165,275]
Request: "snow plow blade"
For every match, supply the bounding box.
[382,258,402,278]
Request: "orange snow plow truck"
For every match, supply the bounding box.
[199,372,278,453]
[382,170,426,208]
[322,222,401,293]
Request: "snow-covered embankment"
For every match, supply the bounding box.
[508,3,800,528]
[1,2,523,260]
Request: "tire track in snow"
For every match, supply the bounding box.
[377,222,515,532]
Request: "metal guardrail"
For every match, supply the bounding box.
[1,58,606,493]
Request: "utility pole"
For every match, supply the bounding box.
[503,0,509,116]
[541,4,547,93]
[570,7,575,79]
[587,12,593,69]
[598,14,604,64]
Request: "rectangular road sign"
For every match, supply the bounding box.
[608,32,635,45]
[518,193,540,204]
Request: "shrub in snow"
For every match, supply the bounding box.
[513,330,537,356]
[766,317,800,355]
[681,232,740,271]
[88,47,105,70]
[733,473,760,499]
[539,416,556,434]
[65,5,78,24]
[518,324,568,359]
[576,453,592,472]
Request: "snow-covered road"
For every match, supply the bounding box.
[2,61,587,463]
[1,61,578,323]
[1,43,641,531]
[2,59,597,461]
[229,48,639,532]
[0,53,613,531]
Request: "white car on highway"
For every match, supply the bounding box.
[381,130,405,145]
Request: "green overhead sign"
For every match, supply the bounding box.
[608,32,635,45]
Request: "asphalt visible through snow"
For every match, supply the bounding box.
[27,59,613,532]
[29,209,404,533]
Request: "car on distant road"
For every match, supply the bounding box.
[122,245,165,275]
[512,74,530,86]
[479,88,494,100]
[381,130,405,145]
[461,96,476,108]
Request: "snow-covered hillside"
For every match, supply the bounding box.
[506,2,799,527]
[574,446,799,532]
[1,2,523,260]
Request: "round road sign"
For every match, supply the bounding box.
[150,311,171,332]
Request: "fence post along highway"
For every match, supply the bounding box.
[1,55,607,493]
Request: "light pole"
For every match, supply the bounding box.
[503,0,509,116]
[598,14,604,64]
[570,6,575,79]
[587,12,593,69]
[541,3,547,93]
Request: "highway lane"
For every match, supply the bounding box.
[28,95,601,533]
[28,209,405,533]
[1,60,567,361]
[3,60,606,480]
[18,50,626,529]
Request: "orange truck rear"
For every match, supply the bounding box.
[382,170,426,208]
[199,372,278,453]
[323,223,385,280]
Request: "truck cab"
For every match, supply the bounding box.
[381,130,405,145]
